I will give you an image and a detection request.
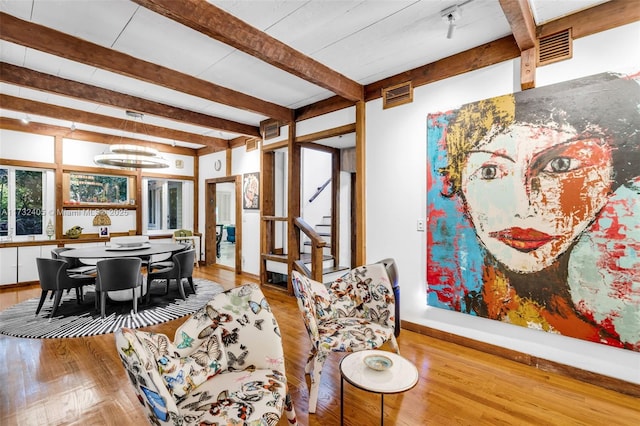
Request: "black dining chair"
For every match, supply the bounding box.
[35,257,89,318]
[95,257,143,319]
[51,247,97,275]
[146,249,195,302]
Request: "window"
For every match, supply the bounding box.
[1,167,53,239]
[143,178,192,233]
[63,172,133,205]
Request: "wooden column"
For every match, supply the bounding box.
[54,135,63,239]
[354,101,366,266]
[287,122,300,294]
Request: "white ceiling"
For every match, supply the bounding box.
[0,0,609,149]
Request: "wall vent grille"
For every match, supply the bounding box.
[246,138,259,152]
[538,28,572,66]
[382,81,413,109]
[260,119,280,140]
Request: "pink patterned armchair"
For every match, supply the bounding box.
[291,263,399,413]
[115,284,297,425]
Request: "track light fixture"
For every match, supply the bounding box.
[441,5,461,39]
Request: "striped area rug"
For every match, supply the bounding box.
[0,278,224,338]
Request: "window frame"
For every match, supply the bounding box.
[0,166,54,241]
[142,177,193,235]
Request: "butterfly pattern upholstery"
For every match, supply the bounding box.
[291,263,399,413]
[115,284,298,425]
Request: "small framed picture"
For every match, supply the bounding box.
[99,226,110,238]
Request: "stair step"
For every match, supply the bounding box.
[323,265,349,275]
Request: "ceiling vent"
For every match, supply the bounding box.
[537,28,572,66]
[260,119,280,140]
[382,81,413,109]
[246,138,259,152]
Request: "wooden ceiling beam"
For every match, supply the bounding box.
[498,0,537,90]
[499,0,536,50]
[1,94,227,149]
[0,117,198,156]
[0,62,260,138]
[365,36,520,101]
[133,0,364,102]
[0,12,292,123]
[537,0,640,39]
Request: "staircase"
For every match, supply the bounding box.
[301,215,349,283]
[263,215,349,286]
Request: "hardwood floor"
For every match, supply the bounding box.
[1,266,639,425]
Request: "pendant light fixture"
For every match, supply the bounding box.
[94,111,170,169]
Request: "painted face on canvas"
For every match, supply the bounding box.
[460,123,613,273]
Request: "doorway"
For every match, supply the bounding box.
[205,176,242,272]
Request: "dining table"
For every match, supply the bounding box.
[60,242,188,302]
[59,242,187,260]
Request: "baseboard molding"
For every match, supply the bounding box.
[401,320,640,398]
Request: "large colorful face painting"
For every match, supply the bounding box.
[426,72,640,351]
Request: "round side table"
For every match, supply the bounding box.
[340,350,418,425]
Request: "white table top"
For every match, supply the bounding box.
[340,350,418,394]
[59,243,186,259]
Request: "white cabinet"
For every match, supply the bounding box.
[0,244,59,285]
[18,246,41,282]
[0,247,18,285]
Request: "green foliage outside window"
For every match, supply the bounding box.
[68,173,128,204]
[0,169,7,236]
[1,168,44,236]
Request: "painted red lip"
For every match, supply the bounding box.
[489,227,554,252]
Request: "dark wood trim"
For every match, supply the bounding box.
[294,123,356,144]
[287,122,300,295]
[196,145,227,156]
[205,180,217,267]
[365,36,520,102]
[0,159,54,170]
[193,153,200,234]
[262,140,289,152]
[354,101,365,266]
[0,62,258,138]
[295,96,356,122]
[402,320,640,398]
[520,47,537,90]
[204,176,242,273]
[0,12,292,122]
[537,0,640,39]
[499,0,537,51]
[54,136,63,239]
[133,0,363,102]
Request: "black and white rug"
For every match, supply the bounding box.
[0,278,224,339]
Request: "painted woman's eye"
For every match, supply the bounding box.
[480,165,498,179]
[544,156,579,173]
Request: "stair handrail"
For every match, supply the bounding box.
[308,178,331,203]
[293,216,327,282]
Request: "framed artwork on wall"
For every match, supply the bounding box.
[426,72,640,352]
[243,172,260,210]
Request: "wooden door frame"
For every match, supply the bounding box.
[205,175,242,273]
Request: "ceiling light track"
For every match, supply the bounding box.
[440,0,474,39]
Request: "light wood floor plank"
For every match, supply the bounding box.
[1,266,638,425]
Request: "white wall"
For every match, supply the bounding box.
[198,150,228,258]
[366,22,640,384]
[0,129,54,162]
[232,145,261,274]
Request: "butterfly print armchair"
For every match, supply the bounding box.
[291,263,400,413]
[115,284,297,425]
